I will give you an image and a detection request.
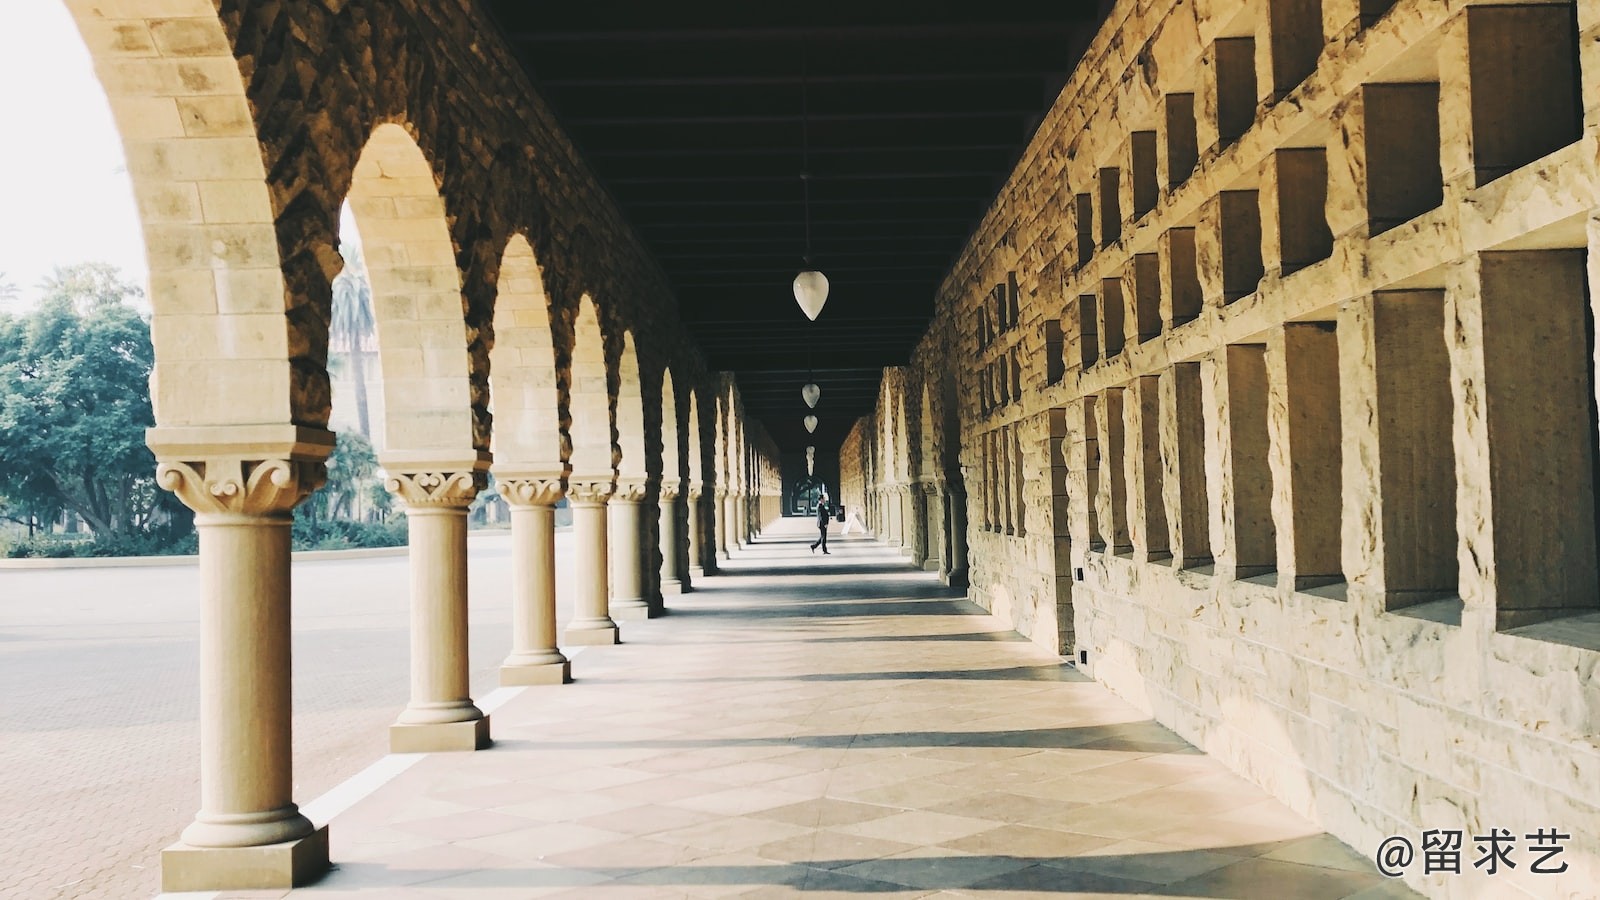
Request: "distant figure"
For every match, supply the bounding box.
[810,489,832,554]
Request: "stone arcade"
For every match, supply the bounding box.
[48,0,1600,896]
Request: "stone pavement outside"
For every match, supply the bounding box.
[197,519,1416,899]
[0,532,580,900]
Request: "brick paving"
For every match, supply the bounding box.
[0,534,568,900]
[194,520,1416,899]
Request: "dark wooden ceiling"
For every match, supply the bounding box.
[482,0,1110,454]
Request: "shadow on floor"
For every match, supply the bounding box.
[319,841,1387,896]
[490,721,1199,754]
[592,663,1090,685]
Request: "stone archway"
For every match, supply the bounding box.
[487,233,569,685]
[344,122,489,755]
[685,387,707,576]
[563,295,622,646]
[608,330,653,619]
[656,367,686,596]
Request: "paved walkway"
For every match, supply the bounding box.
[194,519,1411,899]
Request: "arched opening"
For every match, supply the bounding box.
[615,331,647,482]
[344,123,477,461]
[685,388,706,573]
[487,233,561,469]
[568,295,611,479]
[660,368,681,490]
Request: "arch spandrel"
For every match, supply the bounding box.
[487,233,562,472]
[345,123,479,463]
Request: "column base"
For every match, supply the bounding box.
[661,577,685,595]
[611,598,657,621]
[162,826,329,892]
[389,716,492,753]
[922,559,941,572]
[500,659,571,686]
[565,622,621,645]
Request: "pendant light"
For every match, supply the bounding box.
[806,446,816,475]
[802,382,820,408]
[793,42,828,321]
[804,415,818,434]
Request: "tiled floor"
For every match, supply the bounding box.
[241,521,1415,898]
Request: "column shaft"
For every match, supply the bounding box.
[392,501,488,752]
[186,516,310,847]
[610,495,651,620]
[686,491,705,577]
[501,497,569,684]
[659,494,683,594]
[566,489,621,644]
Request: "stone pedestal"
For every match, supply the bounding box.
[566,478,621,645]
[498,475,571,685]
[387,469,491,753]
[609,479,654,621]
[150,443,333,891]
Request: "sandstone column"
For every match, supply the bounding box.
[565,478,621,644]
[686,486,705,581]
[659,481,684,594]
[498,474,570,685]
[387,468,490,753]
[717,489,734,558]
[155,452,330,891]
[608,479,651,620]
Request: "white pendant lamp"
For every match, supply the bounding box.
[806,446,816,475]
[793,47,828,321]
[801,382,821,408]
[794,271,828,320]
[804,415,818,434]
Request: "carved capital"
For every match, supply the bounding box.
[498,476,565,507]
[568,477,616,504]
[385,470,485,508]
[687,486,703,501]
[156,458,324,518]
[659,481,683,501]
[613,478,650,503]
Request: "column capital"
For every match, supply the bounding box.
[497,475,566,507]
[156,458,326,519]
[614,477,651,503]
[568,476,617,504]
[917,478,943,496]
[659,479,685,501]
[385,470,486,509]
[687,484,704,500]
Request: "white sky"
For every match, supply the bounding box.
[0,3,148,312]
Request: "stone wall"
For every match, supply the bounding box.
[880,0,1600,895]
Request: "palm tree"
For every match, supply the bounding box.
[331,241,377,437]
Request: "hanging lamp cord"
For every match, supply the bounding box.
[801,40,812,268]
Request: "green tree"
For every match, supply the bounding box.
[304,431,378,522]
[0,264,166,536]
[0,273,18,306]
[330,241,377,437]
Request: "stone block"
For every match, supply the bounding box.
[389,716,492,754]
[161,826,328,892]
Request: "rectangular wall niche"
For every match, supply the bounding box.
[1099,168,1123,247]
[1366,291,1458,610]
[1163,229,1202,327]
[1132,131,1159,220]
[1363,84,1442,234]
[1100,279,1127,359]
[1265,0,1324,100]
[1270,322,1344,591]
[1218,191,1264,303]
[1465,5,1582,185]
[1223,344,1275,577]
[1214,38,1257,148]
[1078,295,1100,368]
[1163,94,1199,188]
[1162,362,1212,568]
[1270,148,1332,275]
[1474,250,1599,630]
[1075,194,1095,267]
[1045,320,1065,385]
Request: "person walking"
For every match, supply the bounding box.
[810,489,832,554]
